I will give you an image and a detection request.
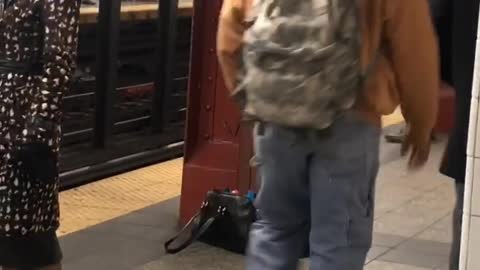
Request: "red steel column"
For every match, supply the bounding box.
[179,0,254,225]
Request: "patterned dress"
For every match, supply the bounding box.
[0,0,80,237]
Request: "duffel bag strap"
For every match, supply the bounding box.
[164,206,219,254]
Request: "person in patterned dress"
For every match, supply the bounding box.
[0,0,80,269]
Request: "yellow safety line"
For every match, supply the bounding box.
[58,158,183,236]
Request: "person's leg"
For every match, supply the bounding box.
[309,113,380,270]
[449,182,464,270]
[246,123,310,270]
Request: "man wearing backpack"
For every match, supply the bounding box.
[217,0,439,269]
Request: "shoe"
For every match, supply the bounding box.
[385,127,406,143]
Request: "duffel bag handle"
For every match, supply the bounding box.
[164,211,218,254]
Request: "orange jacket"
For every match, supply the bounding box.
[217,0,439,138]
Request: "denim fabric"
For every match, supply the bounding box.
[246,112,380,270]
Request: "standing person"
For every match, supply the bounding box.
[218,0,439,269]
[440,0,480,269]
[0,0,80,269]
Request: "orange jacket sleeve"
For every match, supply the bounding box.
[385,0,440,137]
[217,0,251,91]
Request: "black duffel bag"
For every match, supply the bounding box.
[165,190,256,254]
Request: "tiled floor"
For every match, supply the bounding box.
[58,128,457,270]
[365,136,455,270]
[128,140,454,270]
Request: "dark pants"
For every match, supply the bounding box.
[450,182,464,270]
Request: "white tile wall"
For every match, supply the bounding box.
[472,39,480,99]
[460,212,471,270]
[467,216,480,270]
[461,156,475,270]
[471,158,480,216]
[465,156,475,216]
[469,98,479,157]
[463,13,480,269]
[465,99,479,269]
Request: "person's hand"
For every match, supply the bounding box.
[401,127,432,170]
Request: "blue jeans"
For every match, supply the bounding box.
[246,112,380,270]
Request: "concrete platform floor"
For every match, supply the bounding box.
[58,127,456,270]
[57,108,405,237]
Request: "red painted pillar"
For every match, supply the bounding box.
[179,0,255,225]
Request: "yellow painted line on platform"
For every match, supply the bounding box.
[58,158,184,236]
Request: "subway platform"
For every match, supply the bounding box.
[57,115,455,270]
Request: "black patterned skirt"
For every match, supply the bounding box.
[0,231,62,268]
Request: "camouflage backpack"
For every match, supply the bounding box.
[236,0,369,130]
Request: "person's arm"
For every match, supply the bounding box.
[385,0,439,138]
[28,0,80,140]
[217,0,249,92]
[385,0,439,167]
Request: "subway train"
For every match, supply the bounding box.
[60,0,193,185]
